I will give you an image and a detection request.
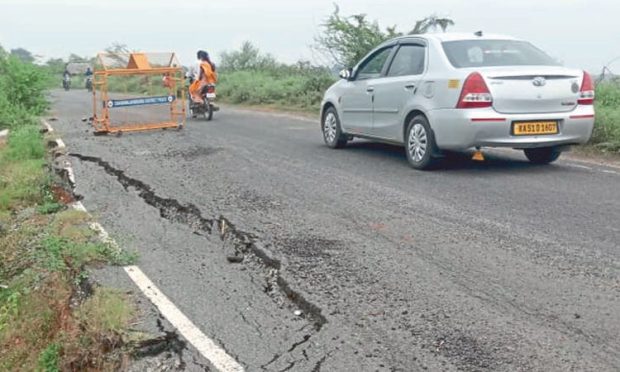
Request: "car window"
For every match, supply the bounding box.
[387,45,426,77]
[356,47,393,80]
[442,40,560,68]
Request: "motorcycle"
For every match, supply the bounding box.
[85,76,93,92]
[62,75,71,91]
[189,84,218,121]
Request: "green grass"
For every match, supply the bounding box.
[0,206,137,371]
[0,55,50,130]
[0,126,46,211]
[78,289,134,336]
[217,69,335,112]
[591,82,620,152]
[37,343,61,372]
[4,124,46,160]
[1,215,136,370]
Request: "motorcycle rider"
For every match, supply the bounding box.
[84,67,93,91]
[62,68,71,90]
[189,50,217,104]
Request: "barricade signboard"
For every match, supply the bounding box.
[106,95,175,108]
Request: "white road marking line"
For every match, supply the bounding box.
[487,148,620,174]
[565,163,620,175]
[565,163,593,170]
[286,126,313,130]
[600,169,620,175]
[124,266,245,372]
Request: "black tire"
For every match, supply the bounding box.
[405,115,438,170]
[322,107,347,149]
[524,147,562,164]
[206,104,214,121]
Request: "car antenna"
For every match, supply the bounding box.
[474,30,483,37]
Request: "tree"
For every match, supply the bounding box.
[220,41,278,71]
[46,57,66,75]
[0,44,6,58]
[68,53,89,63]
[315,5,454,67]
[10,48,35,63]
[314,5,395,68]
[104,42,132,67]
[104,42,131,55]
[409,15,455,34]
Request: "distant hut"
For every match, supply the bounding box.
[66,62,91,75]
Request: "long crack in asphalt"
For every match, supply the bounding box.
[69,153,328,367]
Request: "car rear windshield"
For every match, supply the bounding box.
[442,40,560,68]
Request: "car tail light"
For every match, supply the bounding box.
[578,71,594,105]
[456,72,493,109]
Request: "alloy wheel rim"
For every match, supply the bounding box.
[408,123,428,162]
[324,113,337,143]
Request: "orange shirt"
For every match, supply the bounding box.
[200,62,217,84]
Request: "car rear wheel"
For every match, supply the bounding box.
[405,115,437,170]
[524,147,562,164]
[322,107,347,149]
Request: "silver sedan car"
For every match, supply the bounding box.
[320,33,595,169]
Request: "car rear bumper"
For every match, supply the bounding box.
[429,106,595,151]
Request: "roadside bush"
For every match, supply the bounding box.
[0,93,37,128]
[218,69,335,112]
[4,124,46,160]
[218,42,336,112]
[0,126,46,211]
[0,55,50,129]
[592,82,620,151]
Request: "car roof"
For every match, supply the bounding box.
[391,32,521,43]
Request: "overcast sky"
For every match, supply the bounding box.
[0,0,618,72]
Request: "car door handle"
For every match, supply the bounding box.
[366,87,375,93]
[404,84,416,90]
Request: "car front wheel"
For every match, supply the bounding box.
[524,147,562,164]
[322,107,347,149]
[405,115,437,170]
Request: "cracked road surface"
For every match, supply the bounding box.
[50,90,619,371]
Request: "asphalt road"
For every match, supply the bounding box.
[50,89,619,371]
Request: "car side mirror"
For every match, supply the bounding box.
[339,68,353,80]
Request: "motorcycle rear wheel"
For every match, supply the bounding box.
[205,104,213,121]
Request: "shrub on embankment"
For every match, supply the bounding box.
[592,82,620,152]
[0,54,50,129]
[217,68,336,112]
[216,41,336,112]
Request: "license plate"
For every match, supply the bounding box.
[206,93,216,99]
[512,121,558,136]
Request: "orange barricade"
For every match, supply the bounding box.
[92,52,186,134]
